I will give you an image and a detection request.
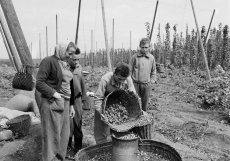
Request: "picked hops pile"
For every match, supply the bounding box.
[118,133,138,140]
[103,103,128,125]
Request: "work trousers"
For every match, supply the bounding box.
[94,109,110,144]
[39,97,70,161]
[133,82,151,111]
[69,97,83,152]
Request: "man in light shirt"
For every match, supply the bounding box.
[130,38,157,111]
[94,63,136,144]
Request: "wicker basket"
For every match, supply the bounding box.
[102,90,142,119]
[6,114,31,138]
[101,90,143,132]
[75,140,182,161]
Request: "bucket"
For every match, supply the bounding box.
[111,134,139,161]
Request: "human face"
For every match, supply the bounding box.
[71,54,80,66]
[140,43,149,55]
[114,74,127,84]
[64,47,76,59]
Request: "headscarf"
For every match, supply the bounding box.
[54,42,68,60]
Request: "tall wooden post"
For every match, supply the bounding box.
[39,33,41,60]
[130,31,132,50]
[205,9,215,44]
[75,0,82,45]
[46,26,48,57]
[129,31,132,63]
[0,23,16,70]
[0,0,33,66]
[190,0,211,80]
[96,41,97,53]
[56,14,58,45]
[150,0,159,41]
[30,42,32,54]
[0,6,21,71]
[101,0,112,71]
[91,29,93,53]
[112,18,114,50]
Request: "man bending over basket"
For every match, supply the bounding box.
[94,63,136,144]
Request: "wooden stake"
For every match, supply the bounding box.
[0,6,21,71]
[0,23,16,70]
[39,33,41,60]
[150,0,159,41]
[0,0,33,66]
[205,9,215,44]
[91,29,93,53]
[75,0,81,45]
[112,18,114,50]
[130,31,132,50]
[190,0,211,80]
[101,0,112,71]
[56,14,58,45]
[46,26,48,57]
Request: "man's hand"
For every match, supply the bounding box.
[70,105,75,118]
[53,92,62,99]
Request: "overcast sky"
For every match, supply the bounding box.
[0,0,229,59]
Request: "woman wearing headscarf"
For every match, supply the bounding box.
[36,42,76,161]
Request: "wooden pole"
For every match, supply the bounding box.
[130,31,132,50]
[96,41,97,53]
[205,9,215,44]
[46,26,48,57]
[30,42,32,54]
[0,6,21,71]
[112,18,114,50]
[0,0,33,66]
[56,14,58,45]
[39,33,41,60]
[91,29,93,53]
[75,0,81,45]
[129,31,132,63]
[0,23,16,70]
[150,0,159,41]
[101,0,112,71]
[190,0,211,80]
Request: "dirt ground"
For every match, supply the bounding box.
[0,66,230,161]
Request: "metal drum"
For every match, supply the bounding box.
[111,134,139,161]
[75,140,182,161]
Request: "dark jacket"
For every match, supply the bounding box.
[70,68,87,104]
[36,55,63,100]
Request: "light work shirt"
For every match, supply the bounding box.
[94,72,136,112]
[130,52,157,84]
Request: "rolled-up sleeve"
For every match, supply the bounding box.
[94,78,107,113]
